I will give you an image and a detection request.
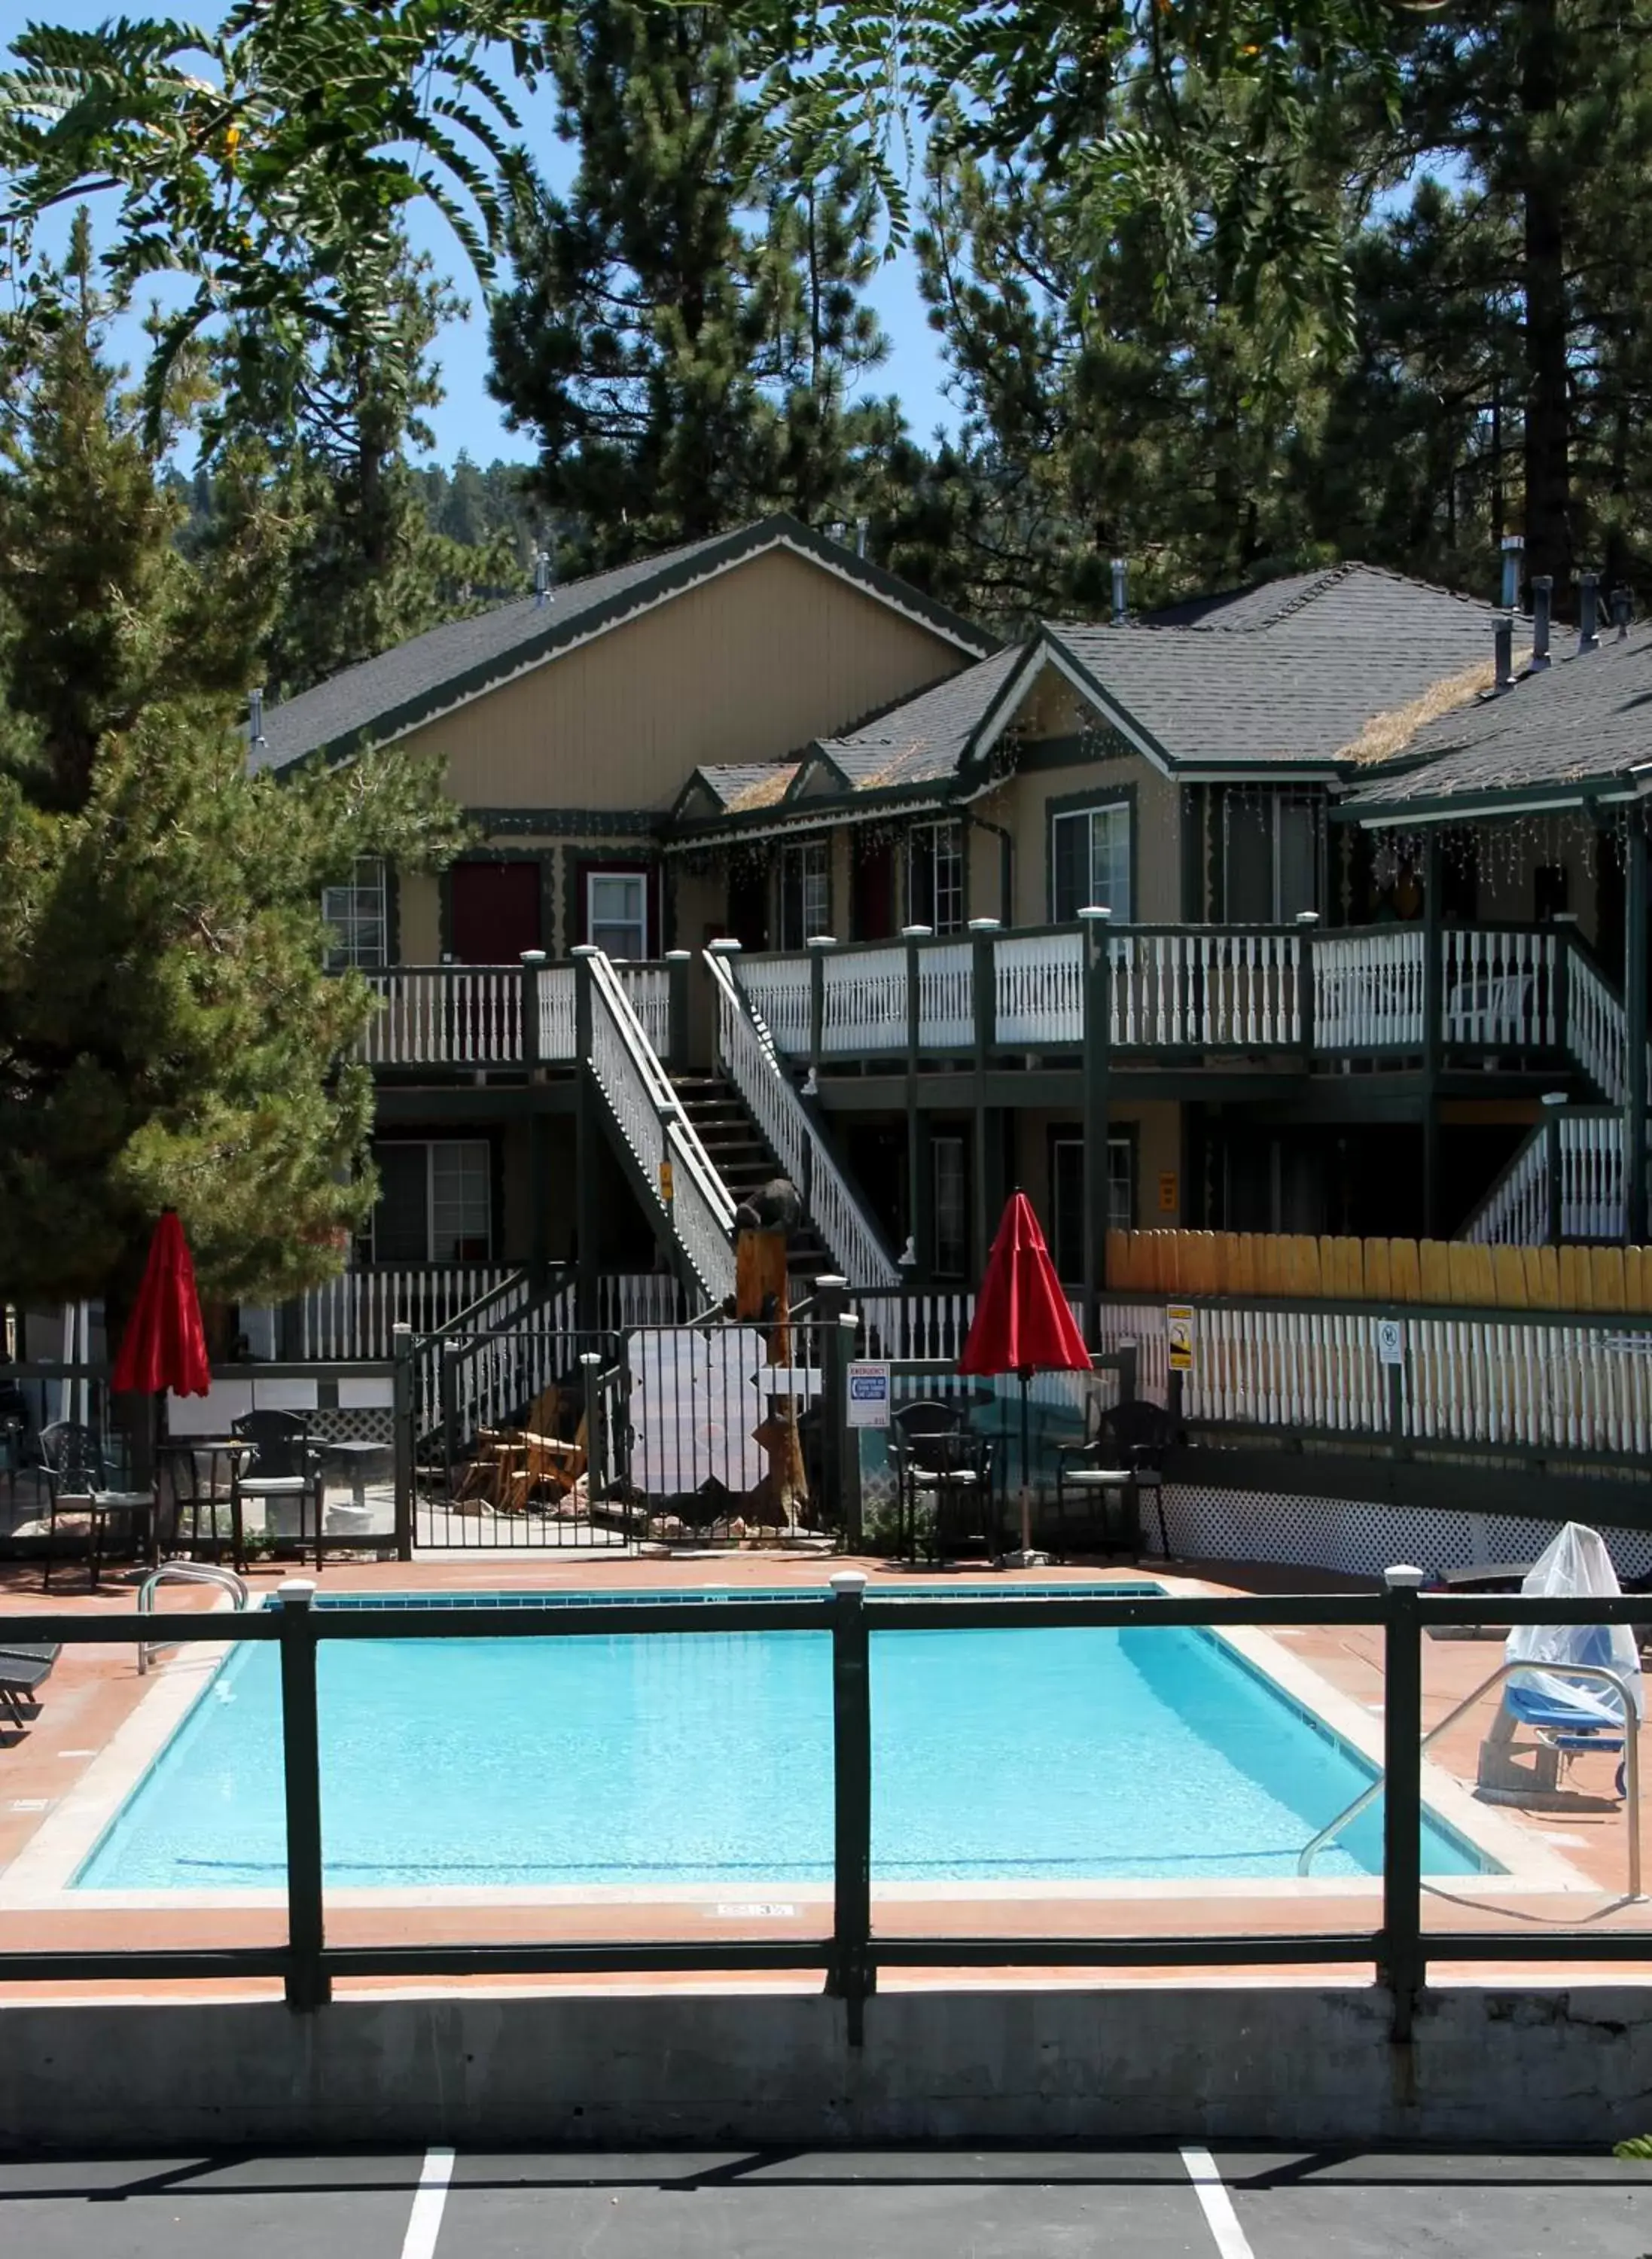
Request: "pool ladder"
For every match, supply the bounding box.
[136,1561,251,1675]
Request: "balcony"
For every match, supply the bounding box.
[357,960,673,1069]
[733,921,1599,1075]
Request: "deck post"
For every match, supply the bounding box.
[1081,907,1113,1337]
[970,919,1000,1276]
[828,1568,875,2040]
[1543,1092,1566,1245]
[391,1322,415,1560]
[1421,834,1443,1238]
[665,949,692,1072]
[1296,910,1318,1068]
[903,927,932,1277]
[1626,809,1648,1245]
[573,947,599,1332]
[1380,1564,1426,2043]
[520,948,544,1072]
[807,934,832,1087]
[277,1580,330,2011]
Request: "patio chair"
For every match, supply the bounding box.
[230,1411,327,1571]
[37,1421,154,1590]
[1053,1397,1176,1559]
[890,1401,993,1562]
[0,1642,57,1733]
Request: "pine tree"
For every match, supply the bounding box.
[487,2,906,563]
[0,231,467,1322]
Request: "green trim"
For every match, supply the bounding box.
[262,514,998,776]
[471,807,660,839]
[1039,629,1178,775]
[1044,782,1139,922]
[663,774,960,850]
[1012,729,1138,775]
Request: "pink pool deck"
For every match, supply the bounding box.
[1,1550,1647,2002]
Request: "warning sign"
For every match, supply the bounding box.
[1158,1171,1178,1213]
[846,1361,892,1428]
[1167,1305,1195,1373]
[659,1160,674,1200]
[1377,1317,1405,1367]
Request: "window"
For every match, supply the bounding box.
[1050,1134,1135,1283]
[1221,791,1321,922]
[587,871,648,959]
[370,1140,491,1263]
[779,840,830,950]
[1051,803,1131,923]
[322,857,388,970]
[932,1133,968,1277]
[907,821,965,933]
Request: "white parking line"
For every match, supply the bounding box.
[1180,2147,1256,2259]
[401,2146,456,2259]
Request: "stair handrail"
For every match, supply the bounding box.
[137,1560,250,1674]
[586,947,737,1303]
[1459,1122,1548,1245]
[706,947,901,1288]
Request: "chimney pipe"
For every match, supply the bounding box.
[1500,532,1524,611]
[248,686,265,746]
[534,550,550,608]
[1111,556,1129,625]
[1531,575,1553,670]
[1612,584,1633,639]
[855,516,868,559]
[1493,616,1513,692]
[1578,571,1599,654]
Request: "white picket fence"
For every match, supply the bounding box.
[1094,1297,1652,1459]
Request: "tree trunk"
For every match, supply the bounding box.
[1520,0,1572,601]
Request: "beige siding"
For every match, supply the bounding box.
[399,548,971,812]
[399,872,441,962]
[972,742,1181,927]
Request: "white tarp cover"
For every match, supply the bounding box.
[1505,1521,1644,1723]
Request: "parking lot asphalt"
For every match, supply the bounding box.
[1,2145,1649,2258]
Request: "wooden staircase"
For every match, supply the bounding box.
[669,1074,835,1292]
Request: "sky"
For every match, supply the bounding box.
[14,5,956,468]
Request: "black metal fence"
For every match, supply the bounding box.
[411,1308,852,1552]
[5,1577,1648,2035]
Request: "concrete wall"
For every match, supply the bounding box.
[3,1986,1649,2148]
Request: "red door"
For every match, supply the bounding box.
[450,862,543,963]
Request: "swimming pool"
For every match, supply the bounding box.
[75,1590,1491,1889]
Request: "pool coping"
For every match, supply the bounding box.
[0,1575,1593,1911]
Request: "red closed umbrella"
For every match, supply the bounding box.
[113,1211,211,1398]
[958,1191,1090,1562]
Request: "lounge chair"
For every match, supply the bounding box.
[0,1642,56,1732]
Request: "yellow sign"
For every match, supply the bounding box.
[1167,1304,1195,1372]
[1158,1171,1178,1214]
[659,1160,675,1200]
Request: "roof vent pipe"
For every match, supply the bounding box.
[533,550,550,608]
[1612,585,1633,639]
[248,686,265,746]
[1493,615,1513,692]
[1500,532,1525,611]
[1111,556,1128,625]
[1578,571,1600,654]
[1531,575,1553,670]
[856,516,868,558]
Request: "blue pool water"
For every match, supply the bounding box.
[76,1596,1489,1888]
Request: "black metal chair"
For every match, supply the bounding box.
[230,1411,327,1571]
[38,1420,157,1589]
[890,1400,995,1562]
[1053,1396,1176,1559]
[165,1440,252,1568]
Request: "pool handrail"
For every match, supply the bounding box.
[1298,1656,1642,1898]
[136,1560,251,1674]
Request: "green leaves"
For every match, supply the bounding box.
[0,4,541,443]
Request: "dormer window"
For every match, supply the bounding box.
[323,857,389,970]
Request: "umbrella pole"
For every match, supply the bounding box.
[1005,1369,1047,1570]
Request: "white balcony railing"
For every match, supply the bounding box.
[361,961,671,1067]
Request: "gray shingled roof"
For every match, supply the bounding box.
[1048,569,1496,768]
[1142,560,1489,636]
[1342,623,1652,815]
[809,642,1032,789]
[251,514,995,773]
[685,761,800,813]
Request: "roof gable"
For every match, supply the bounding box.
[254,514,997,775]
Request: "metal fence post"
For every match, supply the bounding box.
[579,1350,607,1504]
[828,1568,874,2041]
[815,1277,859,1548]
[392,1322,415,1561]
[278,1579,329,2011]
[1381,1562,1426,2042]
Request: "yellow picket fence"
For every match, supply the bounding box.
[1105,1229,1652,1314]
